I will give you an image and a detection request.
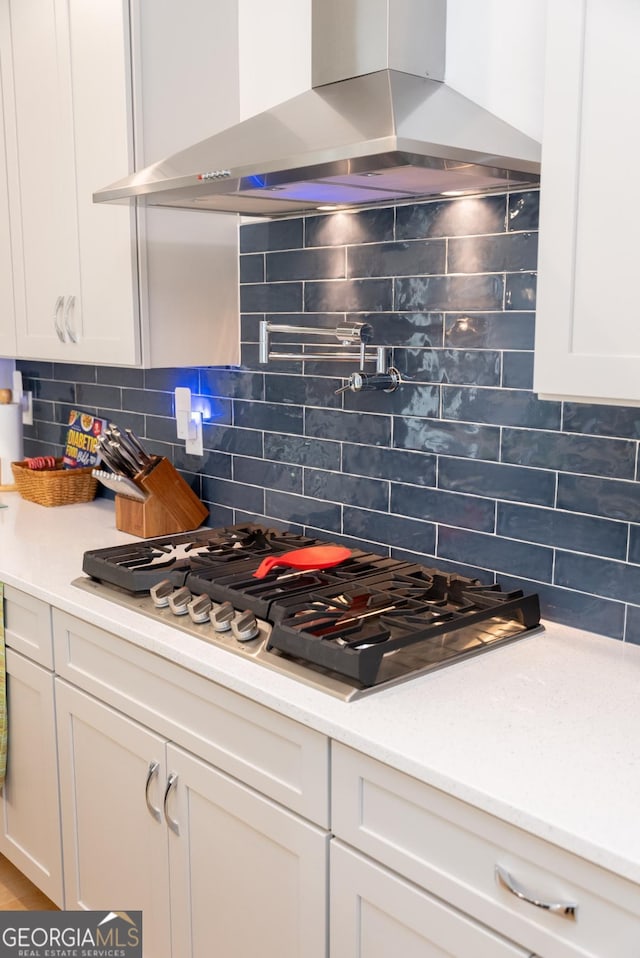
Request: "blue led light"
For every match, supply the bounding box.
[248,174,266,188]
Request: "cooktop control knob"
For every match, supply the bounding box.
[150,579,174,609]
[210,601,235,632]
[188,594,212,624]
[168,586,192,616]
[232,610,260,643]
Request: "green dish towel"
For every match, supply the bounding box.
[0,584,7,787]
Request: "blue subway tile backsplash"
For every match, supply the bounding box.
[16,189,640,643]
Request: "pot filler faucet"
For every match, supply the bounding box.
[258,319,400,393]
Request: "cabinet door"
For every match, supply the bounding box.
[167,743,329,958]
[0,650,63,906]
[331,842,531,958]
[1,0,138,364]
[1,0,80,360]
[0,44,16,358]
[534,0,640,404]
[55,680,171,958]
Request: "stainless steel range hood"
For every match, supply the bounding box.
[94,0,540,218]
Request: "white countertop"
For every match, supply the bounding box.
[2,492,639,886]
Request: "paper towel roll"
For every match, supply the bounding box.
[0,403,23,486]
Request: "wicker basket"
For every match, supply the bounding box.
[11,458,98,507]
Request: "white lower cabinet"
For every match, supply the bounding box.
[0,586,63,906]
[0,649,63,905]
[331,841,531,958]
[51,609,330,958]
[55,680,328,958]
[331,744,640,958]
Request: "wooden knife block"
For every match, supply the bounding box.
[115,456,208,538]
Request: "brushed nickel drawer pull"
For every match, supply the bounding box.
[495,864,578,920]
[144,760,162,822]
[163,772,180,834]
[53,295,65,342]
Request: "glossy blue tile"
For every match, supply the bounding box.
[240,218,303,253]
[497,575,625,639]
[442,387,561,429]
[240,253,265,284]
[505,272,536,310]
[266,247,345,281]
[201,423,263,457]
[265,373,342,408]
[200,368,264,401]
[201,475,264,514]
[396,195,507,239]
[391,484,495,532]
[501,428,636,479]
[502,352,534,389]
[53,363,97,384]
[557,474,640,521]
[508,190,540,231]
[181,448,231,479]
[396,275,504,312]
[31,379,75,404]
[264,433,341,470]
[343,506,436,554]
[343,443,436,486]
[16,360,54,381]
[264,489,342,532]
[444,312,535,350]
[497,502,628,559]
[343,382,439,418]
[438,457,555,506]
[448,233,538,273]
[356,312,444,347]
[438,527,554,582]
[394,349,500,386]
[76,383,121,410]
[555,551,640,604]
[240,282,303,313]
[233,456,302,494]
[304,468,388,510]
[121,387,173,417]
[144,368,199,392]
[304,278,393,312]
[305,208,394,246]
[562,402,640,439]
[348,240,446,278]
[394,417,500,460]
[233,400,303,434]
[97,366,144,388]
[305,407,391,446]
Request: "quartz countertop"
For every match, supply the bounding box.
[1,492,639,886]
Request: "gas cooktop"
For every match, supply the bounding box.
[75,523,542,700]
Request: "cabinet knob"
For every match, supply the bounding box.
[495,864,578,920]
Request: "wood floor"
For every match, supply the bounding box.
[0,855,58,910]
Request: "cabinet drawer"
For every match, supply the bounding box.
[2,585,53,668]
[332,744,640,958]
[52,609,329,826]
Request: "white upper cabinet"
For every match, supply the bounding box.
[0,52,16,358]
[0,0,240,367]
[534,0,640,404]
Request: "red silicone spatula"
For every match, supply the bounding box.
[252,545,352,579]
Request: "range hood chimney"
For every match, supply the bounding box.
[94,0,540,217]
